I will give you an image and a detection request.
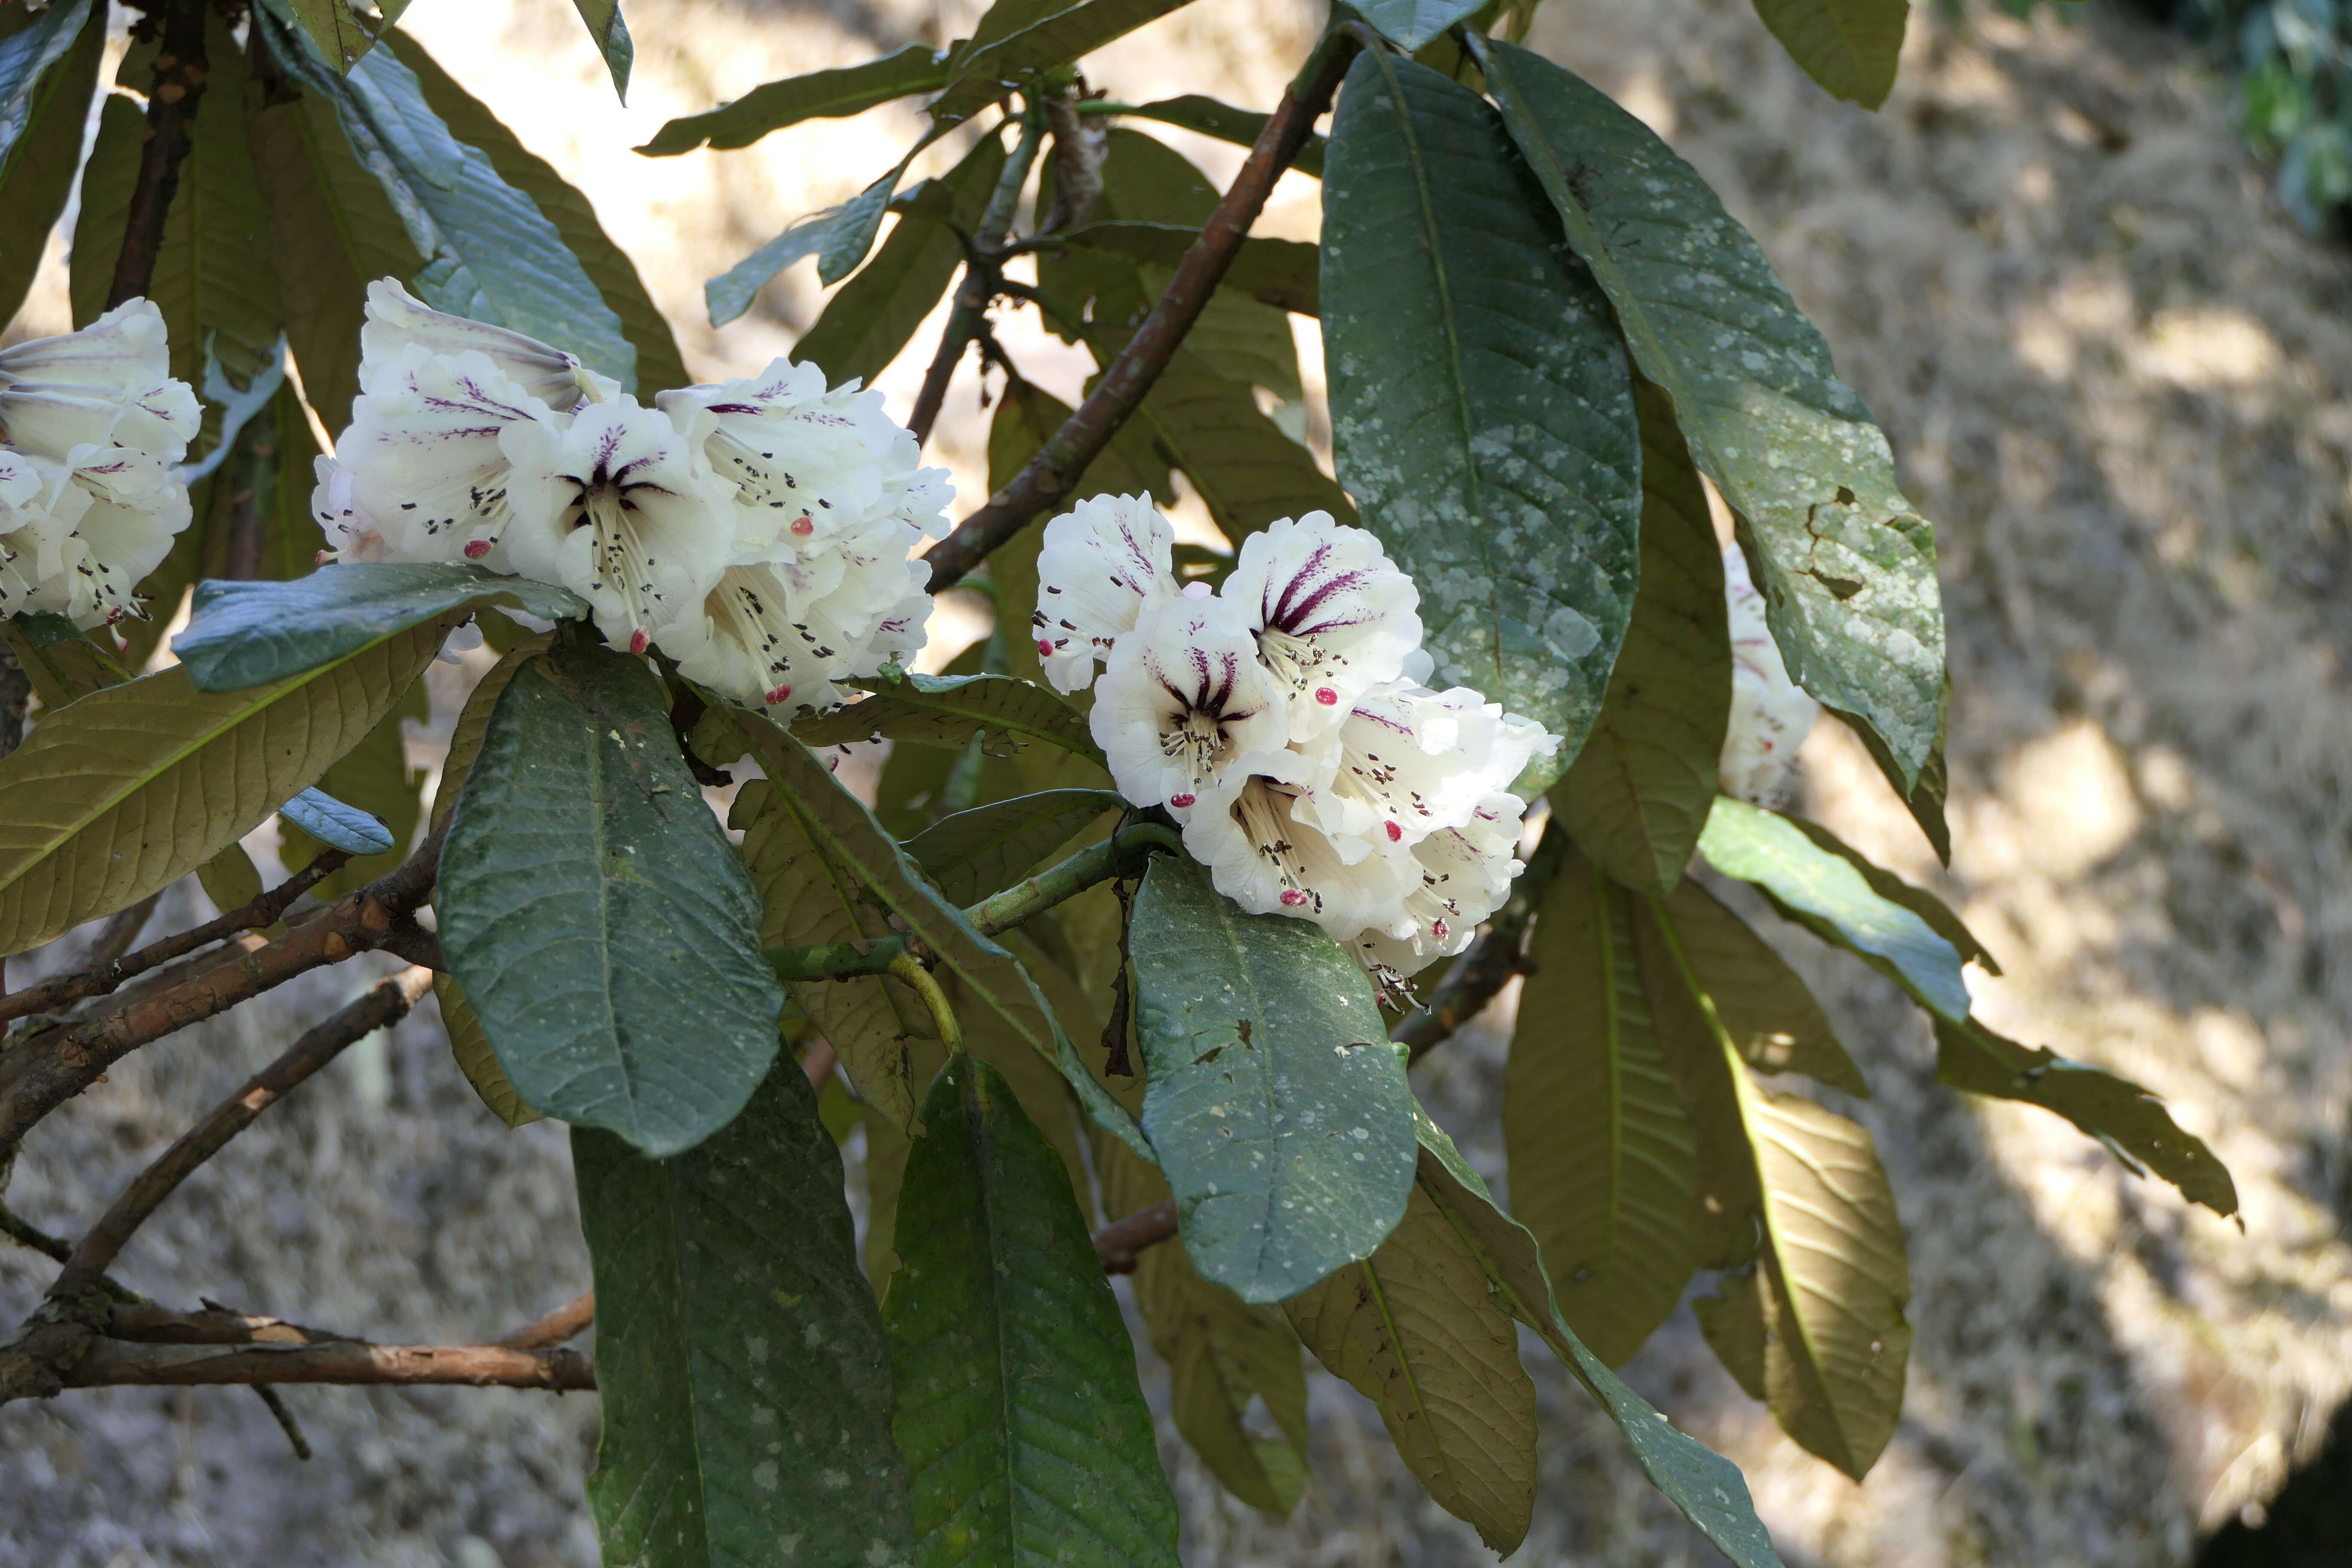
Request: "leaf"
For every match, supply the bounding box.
[1409,1112,1788,1568]
[567,0,632,100]
[0,0,99,328]
[65,89,139,330]
[1506,851,1701,1366]
[277,642,426,897]
[1058,220,1320,315]
[3,613,135,710]
[386,31,689,395]
[1550,381,1730,894]
[1748,0,1910,108]
[436,972,544,1128]
[174,562,585,692]
[1321,52,1640,790]
[1779,806,1990,970]
[1113,94,1325,179]
[884,1054,1181,1568]
[794,674,1104,766]
[987,377,1172,525]
[437,633,785,1156]
[1037,127,1216,345]
[706,165,909,327]
[639,43,951,156]
[249,92,428,432]
[1470,37,1943,786]
[0,621,446,955]
[1130,348,1353,542]
[286,0,386,72]
[1351,0,1490,49]
[1130,854,1417,1304]
[1093,1128,1310,1517]
[903,790,1125,907]
[432,632,550,831]
[195,842,265,915]
[794,132,1008,389]
[577,1063,913,1568]
[1663,871,1865,1095]
[279,785,396,854]
[257,0,637,385]
[928,0,1195,126]
[1640,897,1911,1480]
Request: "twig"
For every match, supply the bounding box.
[106,0,212,309]
[86,894,162,971]
[907,107,1046,446]
[0,852,352,1027]
[0,827,444,1160]
[921,27,1366,589]
[53,968,434,1296]
[250,1383,312,1459]
[495,1292,594,1350]
[61,1338,595,1392]
[107,1303,360,1346]
[1093,1199,1178,1274]
[888,950,963,1052]
[0,1202,70,1264]
[1391,816,1569,1062]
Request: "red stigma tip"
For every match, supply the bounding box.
[1169,792,1196,809]
[1431,919,1450,940]
[1280,889,1309,907]
[628,628,649,655]
[1385,821,1403,842]
[790,515,813,536]
[1036,639,1055,656]
[463,539,492,559]
[1314,686,1338,706]
[766,684,793,704]
[314,550,332,566]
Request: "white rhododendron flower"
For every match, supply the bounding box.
[0,300,196,627]
[1044,497,1555,992]
[314,282,947,711]
[1030,493,1176,692]
[1719,543,1819,807]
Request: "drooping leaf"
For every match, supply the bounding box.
[0,0,99,327]
[705,150,928,327]
[903,790,1125,908]
[1130,348,1353,542]
[1747,0,1910,108]
[1471,37,1942,785]
[438,633,784,1156]
[1112,94,1325,178]
[1783,784,1980,961]
[578,1064,913,1568]
[436,972,543,1128]
[1640,896,1911,1480]
[194,842,265,916]
[386,31,689,395]
[1322,51,1639,790]
[285,0,386,72]
[794,132,1008,389]
[640,43,951,156]
[928,0,1195,126]
[566,0,631,100]
[1057,220,1320,315]
[279,785,396,855]
[794,673,1104,767]
[65,89,138,330]
[885,1054,1181,1568]
[1408,1112,1788,1568]
[1664,871,1865,1095]
[174,563,585,692]
[0,622,446,955]
[1550,381,1730,894]
[1351,0,1490,50]
[256,0,637,385]
[1093,1126,1310,1517]
[1130,854,1417,1304]
[1506,851,1701,1366]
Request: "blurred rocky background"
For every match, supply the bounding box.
[10,0,2352,1562]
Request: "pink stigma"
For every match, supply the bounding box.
[1314,686,1338,706]
[1169,792,1196,809]
[628,628,649,655]
[1385,821,1403,842]
[765,684,793,704]
[1036,639,1056,657]
[463,539,492,559]
[790,515,814,536]
[314,550,332,566]
[1280,889,1309,908]
[1431,919,1450,940]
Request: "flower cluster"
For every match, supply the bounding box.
[313,280,949,713]
[1718,543,1819,807]
[0,300,197,629]
[1036,496,1557,992]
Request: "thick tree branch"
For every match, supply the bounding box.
[62,1338,595,1392]
[1391,815,1570,1062]
[0,827,444,1159]
[107,0,212,309]
[908,109,1045,447]
[920,30,1365,588]
[1093,1199,1177,1274]
[0,852,352,1028]
[55,968,435,1296]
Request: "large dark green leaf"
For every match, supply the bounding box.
[0,622,446,955]
[1748,0,1909,109]
[1550,382,1729,895]
[928,0,1194,126]
[1113,94,1325,178]
[1131,347,1353,542]
[388,32,687,394]
[1322,52,1639,789]
[885,1054,1181,1567]
[640,43,951,156]
[795,133,1008,389]
[175,563,585,691]
[0,0,98,328]
[578,1065,912,1568]
[1472,37,1942,786]
[903,790,1125,908]
[1130,854,1417,1304]
[1057,220,1319,315]
[1506,851,1701,1366]
[258,1,636,384]
[794,673,1103,767]
[1409,1113,1788,1568]
[438,634,785,1156]
[1352,0,1489,49]
[1640,896,1910,1480]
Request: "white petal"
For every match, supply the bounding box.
[1031,493,1177,693]
[1183,766,1418,938]
[0,301,196,461]
[337,347,555,564]
[1719,544,1819,806]
[1225,511,1421,737]
[360,278,615,411]
[1091,590,1289,809]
